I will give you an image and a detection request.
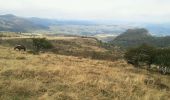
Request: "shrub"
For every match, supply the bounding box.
[153,48,170,74]
[32,38,53,53]
[124,47,139,67]
[153,48,170,67]
[125,44,170,74]
[124,44,155,67]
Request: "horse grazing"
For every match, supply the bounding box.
[14,45,26,51]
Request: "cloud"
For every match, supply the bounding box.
[0,0,170,22]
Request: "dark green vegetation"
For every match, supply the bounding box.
[112,28,170,74]
[125,44,170,74]
[124,44,155,67]
[111,28,170,48]
[153,48,170,74]
[32,38,53,53]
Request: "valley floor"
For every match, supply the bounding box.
[0,46,170,100]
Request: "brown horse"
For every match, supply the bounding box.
[14,45,26,51]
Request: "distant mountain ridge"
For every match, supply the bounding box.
[0,14,48,32]
[0,14,170,37]
[114,28,151,40]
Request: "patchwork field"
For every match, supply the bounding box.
[0,46,170,100]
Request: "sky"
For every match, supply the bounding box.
[0,0,170,23]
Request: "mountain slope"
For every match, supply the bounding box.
[0,46,169,100]
[0,14,48,32]
[114,28,151,40]
[111,28,170,48]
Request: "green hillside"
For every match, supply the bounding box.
[110,28,170,48]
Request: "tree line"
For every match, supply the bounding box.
[124,44,170,74]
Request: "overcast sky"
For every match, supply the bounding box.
[0,0,169,22]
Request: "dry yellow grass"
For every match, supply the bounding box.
[0,46,170,100]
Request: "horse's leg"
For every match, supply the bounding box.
[14,47,17,50]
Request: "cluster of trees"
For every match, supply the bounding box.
[124,44,170,74]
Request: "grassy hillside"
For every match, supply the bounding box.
[0,45,170,100]
[0,36,122,61]
[0,36,170,100]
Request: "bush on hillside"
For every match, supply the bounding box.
[124,44,155,67]
[153,48,170,74]
[125,44,170,74]
[32,38,53,53]
[153,49,170,66]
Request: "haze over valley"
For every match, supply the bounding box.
[0,14,170,42]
